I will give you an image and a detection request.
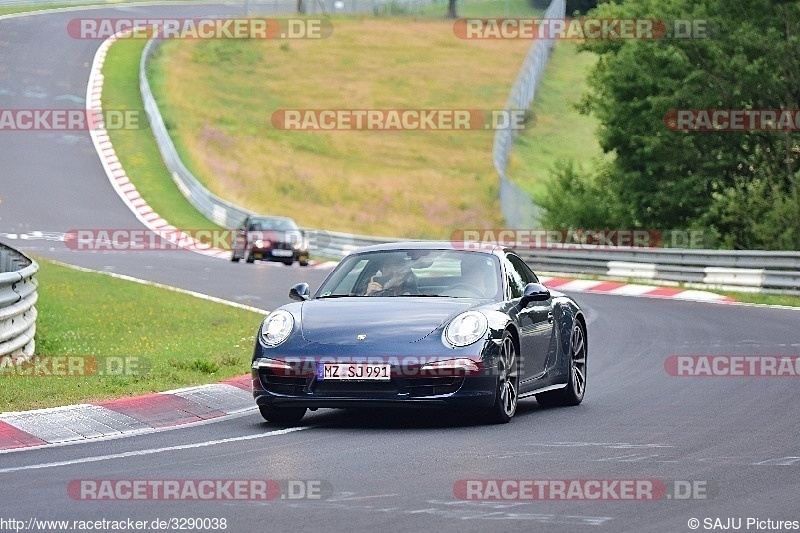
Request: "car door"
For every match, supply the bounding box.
[505,253,553,384]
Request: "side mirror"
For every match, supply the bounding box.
[520,282,550,307]
[289,282,310,301]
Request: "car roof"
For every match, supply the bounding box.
[352,240,503,254]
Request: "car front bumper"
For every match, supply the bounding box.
[250,246,309,262]
[251,369,497,410]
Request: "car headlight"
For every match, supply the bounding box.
[444,311,488,347]
[261,310,294,346]
[293,235,309,250]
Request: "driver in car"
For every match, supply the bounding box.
[459,256,498,298]
[366,255,418,296]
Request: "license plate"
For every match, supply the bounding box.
[317,363,391,381]
[271,249,293,257]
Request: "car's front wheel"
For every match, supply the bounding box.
[259,405,306,426]
[486,330,519,424]
[536,321,586,407]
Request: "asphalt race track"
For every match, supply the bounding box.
[1,6,799,533]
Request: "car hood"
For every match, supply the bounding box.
[298,297,480,345]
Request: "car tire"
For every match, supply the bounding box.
[299,260,309,267]
[282,260,293,266]
[536,321,587,407]
[231,253,240,262]
[486,330,519,424]
[258,405,306,426]
[246,253,255,264]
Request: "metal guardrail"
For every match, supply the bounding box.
[493,0,564,228]
[516,247,800,295]
[0,243,38,358]
[141,39,261,231]
[141,38,378,258]
[138,0,438,258]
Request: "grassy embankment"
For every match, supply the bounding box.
[6,259,262,412]
[146,2,542,237]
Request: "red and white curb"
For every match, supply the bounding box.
[86,35,333,267]
[539,276,735,303]
[0,375,254,451]
[86,33,232,260]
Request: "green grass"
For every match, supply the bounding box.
[417,0,545,17]
[101,39,226,232]
[95,0,547,239]
[142,3,544,238]
[718,291,800,308]
[1,259,262,412]
[507,40,606,200]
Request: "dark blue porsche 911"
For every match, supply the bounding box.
[251,241,587,425]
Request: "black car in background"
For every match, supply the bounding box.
[231,216,310,266]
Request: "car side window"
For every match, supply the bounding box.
[508,254,539,284]
[503,256,526,299]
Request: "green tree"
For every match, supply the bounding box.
[541,0,800,249]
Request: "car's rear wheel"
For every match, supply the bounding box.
[259,405,306,426]
[536,322,586,407]
[299,259,309,267]
[486,330,519,424]
[282,260,293,266]
[246,253,255,263]
[230,252,240,262]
